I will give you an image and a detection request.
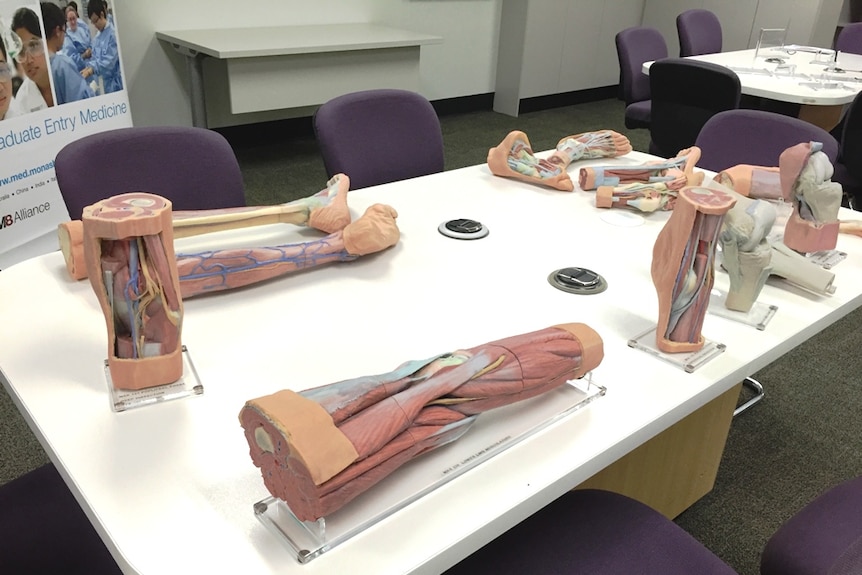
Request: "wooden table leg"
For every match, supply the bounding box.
[798,104,844,132]
[575,382,742,518]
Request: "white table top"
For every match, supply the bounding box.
[3,152,862,575]
[645,49,862,106]
[155,23,442,59]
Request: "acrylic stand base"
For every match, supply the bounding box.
[105,346,203,412]
[807,249,847,269]
[253,376,606,564]
[708,289,777,331]
[628,327,726,373]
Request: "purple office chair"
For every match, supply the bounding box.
[615,26,668,130]
[833,90,862,209]
[695,109,839,172]
[313,88,444,191]
[677,9,723,57]
[55,126,246,220]
[444,489,738,575]
[649,58,741,158]
[836,22,862,55]
[761,474,862,575]
[0,464,122,574]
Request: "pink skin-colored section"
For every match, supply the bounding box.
[651,187,735,353]
[83,193,185,390]
[487,130,631,192]
[579,147,703,191]
[239,323,603,521]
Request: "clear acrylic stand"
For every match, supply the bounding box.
[807,249,847,269]
[628,327,725,373]
[708,289,777,331]
[105,346,203,412]
[253,376,606,564]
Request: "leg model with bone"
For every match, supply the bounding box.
[780,142,843,253]
[487,130,632,191]
[60,174,352,280]
[239,323,604,522]
[720,197,776,312]
[176,204,399,298]
[651,187,736,353]
[82,194,184,390]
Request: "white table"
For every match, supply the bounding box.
[644,48,862,129]
[3,153,862,575]
[156,24,442,128]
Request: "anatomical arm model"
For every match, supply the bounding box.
[83,194,184,390]
[239,323,604,522]
[651,186,736,353]
[780,142,843,254]
[487,130,632,191]
[579,147,704,191]
[60,174,352,280]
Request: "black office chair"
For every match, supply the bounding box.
[648,58,741,158]
[833,90,862,210]
[615,26,668,130]
[0,464,123,574]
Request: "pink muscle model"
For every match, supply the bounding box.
[580,146,704,192]
[651,186,736,353]
[175,204,399,298]
[487,130,632,191]
[239,323,604,522]
[59,174,352,280]
[779,142,842,254]
[82,193,184,390]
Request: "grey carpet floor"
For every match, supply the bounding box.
[2,98,859,575]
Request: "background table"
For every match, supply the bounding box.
[646,48,862,129]
[156,24,442,128]
[3,152,862,574]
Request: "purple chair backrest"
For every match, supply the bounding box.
[695,109,839,172]
[313,89,444,191]
[677,9,722,57]
[55,126,246,220]
[616,26,668,105]
[836,22,862,55]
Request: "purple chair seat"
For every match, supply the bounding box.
[0,464,122,574]
[625,100,652,128]
[444,489,738,575]
[761,475,862,575]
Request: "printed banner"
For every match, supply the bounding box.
[0,0,131,268]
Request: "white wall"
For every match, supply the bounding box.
[113,0,502,127]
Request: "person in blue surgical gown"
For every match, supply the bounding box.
[81,1,122,94]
